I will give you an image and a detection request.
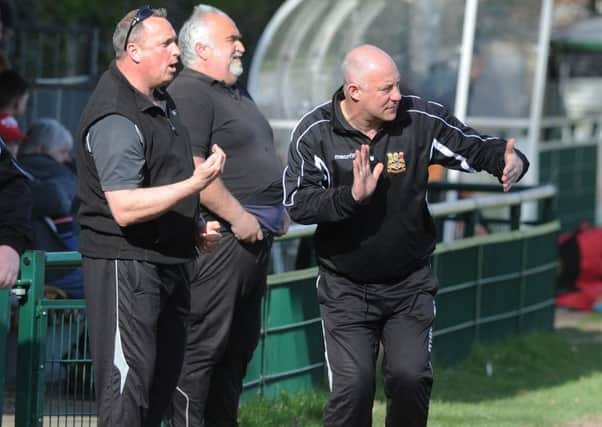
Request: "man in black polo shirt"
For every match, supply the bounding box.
[75,7,224,426]
[168,4,288,426]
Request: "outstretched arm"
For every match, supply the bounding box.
[426,102,529,183]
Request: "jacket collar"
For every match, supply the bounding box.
[330,85,410,135]
[176,67,241,97]
[108,61,169,113]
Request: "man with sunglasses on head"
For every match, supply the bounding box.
[167,4,288,426]
[75,6,225,426]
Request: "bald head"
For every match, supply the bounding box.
[342,45,399,88]
[339,45,402,129]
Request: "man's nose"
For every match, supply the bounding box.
[235,40,245,54]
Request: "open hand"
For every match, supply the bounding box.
[351,144,384,202]
[501,139,523,192]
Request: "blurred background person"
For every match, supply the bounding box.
[18,118,82,298]
[0,135,32,289]
[21,117,75,165]
[0,69,29,155]
[0,1,15,70]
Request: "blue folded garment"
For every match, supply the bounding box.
[243,203,286,234]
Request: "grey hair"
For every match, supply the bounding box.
[21,118,73,155]
[112,7,168,58]
[179,4,229,68]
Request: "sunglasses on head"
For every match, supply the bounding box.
[123,5,154,51]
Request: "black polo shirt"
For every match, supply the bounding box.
[168,68,283,207]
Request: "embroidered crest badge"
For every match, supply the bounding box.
[387,151,406,174]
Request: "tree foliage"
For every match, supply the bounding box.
[12,0,283,80]
[15,0,283,56]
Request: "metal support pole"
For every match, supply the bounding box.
[0,289,8,427]
[454,0,479,123]
[248,0,305,97]
[526,0,555,188]
[15,251,47,427]
[443,0,479,241]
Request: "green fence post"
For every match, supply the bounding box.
[518,234,527,332]
[540,193,556,224]
[259,285,272,397]
[459,212,476,237]
[474,245,484,342]
[15,251,47,427]
[510,204,521,230]
[0,289,9,427]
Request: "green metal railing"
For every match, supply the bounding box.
[0,290,9,427]
[1,183,559,425]
[540,142,598,232]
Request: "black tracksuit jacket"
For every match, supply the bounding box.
[283,87,529,284]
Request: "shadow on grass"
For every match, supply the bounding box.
[429,328,602,403]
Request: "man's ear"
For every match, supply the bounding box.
[195,42,210,60]
[347,83,361,102]
[127,44,142,63]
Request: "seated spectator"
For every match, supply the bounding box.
[18,118,83,299]
[0,69,29,155]
[21,117,74,166]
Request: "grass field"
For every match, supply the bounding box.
[239,311,602,427]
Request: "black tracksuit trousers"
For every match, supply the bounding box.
[83,257,192,427]
[170,232,272,427]
[318,265,437,427]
